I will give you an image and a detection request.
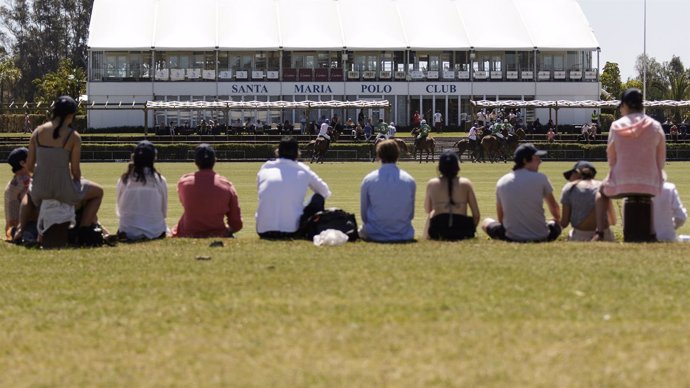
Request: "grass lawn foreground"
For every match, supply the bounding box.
[2,160,690,387]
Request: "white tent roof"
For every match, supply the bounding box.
[88,0,599,51]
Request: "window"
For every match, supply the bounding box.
[380,52,393,72]
[352,53,377,71]
[291,52,317,69]
[229,53,253,71]
[454,51,469,71]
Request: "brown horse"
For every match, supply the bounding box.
[515,127,526,140]
[413,137,436,163]
[454,138,481,163]
[480,135,503,163]
[306,129,334,163]
[371,137,409,161]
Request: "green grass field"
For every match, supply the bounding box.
[2,160,690,387]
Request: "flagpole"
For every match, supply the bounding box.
[642,0,647,112]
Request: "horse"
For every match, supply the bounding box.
[307,128,334,163]
[480,135,503,163]
[502,133,520,161]
[515,127,526,140]
[454,138,482,163]
[371,137,409,162]
[670,125,679,142]
[412,137,435,163]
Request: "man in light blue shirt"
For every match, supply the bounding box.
[359,140,416,242]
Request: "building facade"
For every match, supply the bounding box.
[87,0,601,129]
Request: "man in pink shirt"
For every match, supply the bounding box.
[172,144,243,238]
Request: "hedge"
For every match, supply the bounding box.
[0,114,86,133]
[2,141,690,161]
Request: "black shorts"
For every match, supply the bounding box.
[428,214,476,241]
[485,221,561,243]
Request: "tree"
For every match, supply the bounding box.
[634,54,667,101]
[600,62,623,100]
[0,55,21,105]
[33,58,85,103]
[0,0,93,100]
[622,78,643,90]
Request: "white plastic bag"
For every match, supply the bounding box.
[313,229,349,246]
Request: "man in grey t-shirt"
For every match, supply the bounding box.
[482,143,561,242]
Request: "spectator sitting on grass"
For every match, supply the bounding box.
[560,161,616,241]
[359,139,416,242]
[481,143,562,242]
[423,151,480,241]
[116,141,169,242]
[4,147,31,240]
[651,171,687,242]
[172,144,243,238]
[255,137,331,239]
[19,96,107,242]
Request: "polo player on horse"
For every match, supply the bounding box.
[413,119,432,148]
[317,119,332,146]
[374,119,389,141]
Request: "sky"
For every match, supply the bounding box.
[578,0,690,81]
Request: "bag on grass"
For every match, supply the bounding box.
[303,209,359,242]
[68,224,105,247]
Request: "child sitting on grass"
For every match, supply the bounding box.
[4,147,31,241]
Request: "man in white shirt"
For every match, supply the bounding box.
[652,173,687,241]
[433,110,443,131]
[317,119,331,144]
[256,137,331,239]
[467,122,482,160]
[476,110,486,125]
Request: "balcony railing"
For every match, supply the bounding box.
[98,68,600,82]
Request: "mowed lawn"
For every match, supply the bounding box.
[2,160,690,387]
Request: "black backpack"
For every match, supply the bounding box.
[303,209,359,242]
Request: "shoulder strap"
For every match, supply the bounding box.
[62,129,74,147]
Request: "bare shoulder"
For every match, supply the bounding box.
[426,177,441,186]
[459,177,473,186]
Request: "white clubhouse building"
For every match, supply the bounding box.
[87,0,601,129]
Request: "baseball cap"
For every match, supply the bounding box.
[513,143,546,163]
[53,95,78,116]
[7,147,28,172]
[195,143,216,165]
[133,140,156,166]
[620,88,643,108]
[563,160,597,180]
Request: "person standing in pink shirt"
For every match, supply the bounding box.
[172,144,243,238]
[593,88,666,240]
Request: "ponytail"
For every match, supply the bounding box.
[447,175,455,206]
[438,151,460,205]
[53,116,65,139]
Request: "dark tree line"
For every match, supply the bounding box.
[0,0,93,101]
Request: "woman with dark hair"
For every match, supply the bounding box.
[423,151,480,240]
[22,96,105,233]
[116,141,168,241]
